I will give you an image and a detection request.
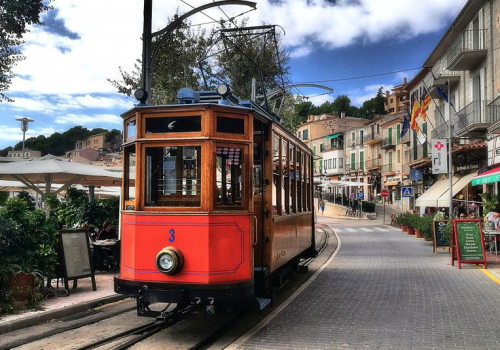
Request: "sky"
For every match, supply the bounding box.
[0,0,469,150]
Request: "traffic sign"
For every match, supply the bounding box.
[381,190,389,198]
[401,187,413,197]
[358,192,364,200]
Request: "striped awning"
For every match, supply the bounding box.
[471,167,500,186]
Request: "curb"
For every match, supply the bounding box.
[0,294,127,335]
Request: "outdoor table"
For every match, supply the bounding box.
[483,230,499,255]
[92,239,119,271]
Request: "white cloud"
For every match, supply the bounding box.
[351,83,393,106]
[0,126,58,142]
[54,114,121,125]
[308,94,334,106]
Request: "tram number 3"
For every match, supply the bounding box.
[168,229,175,243]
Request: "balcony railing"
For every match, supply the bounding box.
[323,145,344,152]
[347,162,363,171]
[401,132,411,144]
[381,164,395,173]
[447,29,487,71]
[363,133,382,144]
[381,137,396,149]
[455,100,500,136]
[432,121,449,139]
[365,158,380,169]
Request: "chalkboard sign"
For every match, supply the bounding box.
[452,219,487,269]
[59,229,96,294]
[432,220,450,253]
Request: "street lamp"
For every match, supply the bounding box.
[15,117,34,159]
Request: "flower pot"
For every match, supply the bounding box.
[414,228,422,238]
[7,273,35,301]
[406,226,415,235]
[401,225,407,233]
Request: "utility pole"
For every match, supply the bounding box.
[16,117,34,159]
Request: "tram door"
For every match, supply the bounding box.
[253,119,268,267]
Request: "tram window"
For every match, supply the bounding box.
[144,146,201,207]
[282,140,289,214]
[306,155,311,211]
[145,116,201,134]
[302,152,307,211]
[216,146,244,206]
[126,120,136,141]
[297,149,302,212]
[217,117,245,134]
[124,145,136,201]
[253,141,262,196]
[290,145,296,213]
[272,136,280,215]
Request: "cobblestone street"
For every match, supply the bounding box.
[234,217,500,350]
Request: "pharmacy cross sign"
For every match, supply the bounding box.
[434,141,444,151]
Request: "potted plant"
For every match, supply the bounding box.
[414,215,423,238]
[399,212,409,232]
[0,197,59,315]
[419,215,434,241]
[405,213,417,235]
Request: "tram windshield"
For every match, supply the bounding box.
[144,146,201,207]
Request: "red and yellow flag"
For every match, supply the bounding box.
[410,98,421,132]
[420,92,431,121]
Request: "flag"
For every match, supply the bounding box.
[410,98,421,132]
[437,87,448,103]
[401,109,411,138]
[420,91,431,121]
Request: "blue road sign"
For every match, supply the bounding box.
[401,187,413,197]
[358,192,364,200]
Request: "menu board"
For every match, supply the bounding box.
[60,229,96,294]
[452,220,487,269]
[433,220,450,253]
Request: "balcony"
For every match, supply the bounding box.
[323,145,344,152]
[380,137,396,149]
[455,100,500,137]
[363,133,382,145]
[365,158,380,170]
[446,29,487,71]
[347,162,364,172]
[381,163,395,174]
[432,122,450,139]
[401,132,411,144]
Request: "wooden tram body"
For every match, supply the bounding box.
[114,93,315,315]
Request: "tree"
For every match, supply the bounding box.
[275,94,306,133]
[0,1,52,101]
[295,101,313,122]
[358,87,387,120]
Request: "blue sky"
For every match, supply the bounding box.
[0,0,468,150]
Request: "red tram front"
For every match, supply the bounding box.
[115,90,315,315]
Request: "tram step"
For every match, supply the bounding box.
[255,297,271,310]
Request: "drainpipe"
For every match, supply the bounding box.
[490,0,495,102]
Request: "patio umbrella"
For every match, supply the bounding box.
[0,158,122,198]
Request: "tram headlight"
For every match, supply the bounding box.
[155,247,184,275]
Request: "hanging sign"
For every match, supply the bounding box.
[451,219,487,269]
[432,139,448,174]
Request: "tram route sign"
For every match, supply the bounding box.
[452,219,487,269]
[432,220,450,253]
[59,229,97,294]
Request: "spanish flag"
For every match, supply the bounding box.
[420,91,431,121]
[410,98,421,132]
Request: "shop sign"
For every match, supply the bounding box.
[432,139,448,174]
[456,162,480,172]
[488,136,500,166]
[386,176,400,183]
[409,169,422,181]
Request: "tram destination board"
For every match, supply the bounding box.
[432,220,450,253]
[452,219,487,269]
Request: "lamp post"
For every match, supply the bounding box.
[15,117,34,159]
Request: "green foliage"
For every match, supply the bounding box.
[357,87,387,120]
[0,197,59,314]
[361,201,375,213]
[0,0,52,101]
[480,193,500,214]
[440,221,452,243]
[17,191,35,210]
[417,215,434,240]
[0,191,9,205]
[399,212,412,226]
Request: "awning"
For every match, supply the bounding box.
[416,174,474,208]
[325,132,342,140]
[471,166,500,186]
[385,181,400,186]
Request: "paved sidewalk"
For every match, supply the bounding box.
[232,217,500,350]
[0,271,121,334]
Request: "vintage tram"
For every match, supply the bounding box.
[114,86,316,316]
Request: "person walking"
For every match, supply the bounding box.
[319,199,325,215]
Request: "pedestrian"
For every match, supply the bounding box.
[319,199,325,215]
[485,211,500,231]
[96,220,118,241]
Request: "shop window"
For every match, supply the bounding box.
[216,146,244,207]
[144,146,201,207]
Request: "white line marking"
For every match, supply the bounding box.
[359,228,372,232]
[333,228,342,233]
[374,227,388,232]
[225,231,342,350]
[345,228,356,232]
